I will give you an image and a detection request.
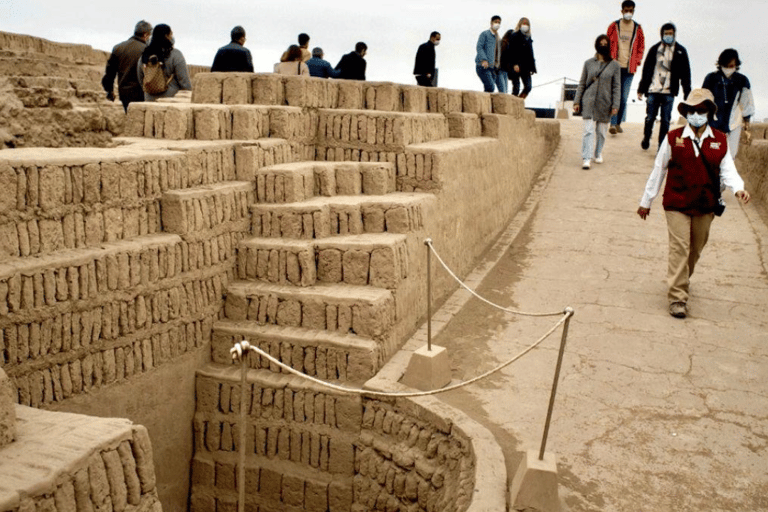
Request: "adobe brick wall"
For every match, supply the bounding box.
[735,125,768,208]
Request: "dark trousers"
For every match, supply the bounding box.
[611,68,634,126]
[415,75,433,87]
[476,65,498,92]
[643,93,675,146]
[510,71,532,96]
[120,88,145,113]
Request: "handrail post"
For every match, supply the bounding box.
[425,238,432,351]
[539,307,574,460]
[233,341,250,512]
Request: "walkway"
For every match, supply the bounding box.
[433,120,768,511]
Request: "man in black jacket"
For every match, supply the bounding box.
[336,42,367,81]
[211,26,254,73]
[637,22,691,150]
[102,20,152,112]
[413,32,440,87]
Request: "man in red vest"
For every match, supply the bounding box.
[636,89,751,318]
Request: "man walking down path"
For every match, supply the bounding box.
[607,0,645,134]
[475,15,504,93]
[306,48,340,78]
[414,31,441,87]
[335,42,367,81]
[211,26,254,73]
[637,22,691,151]
[426,116,768,511]
[637,88,749,318]
[102,20,152,112]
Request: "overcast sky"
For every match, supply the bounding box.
[3,0,767,122]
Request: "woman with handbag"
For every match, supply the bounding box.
[573,35,620,169]
[702,49,755,158]
[274,45,310,76]
[636,89,751,318]
[137,24,192,101]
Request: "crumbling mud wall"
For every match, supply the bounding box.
[0,31,210,149]
[1,69,558,512]
[0,405,162,512]
[736,123,768,207]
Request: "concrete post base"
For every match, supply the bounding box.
[556,108,570,119]
[509,450,560,512]
[401,345,452,391]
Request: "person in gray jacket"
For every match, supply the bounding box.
[574,35,621,169]
[136,24,192,101]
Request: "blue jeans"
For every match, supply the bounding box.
[611,68,634,126]
[510,71,532,96]
[643,93,675,146]
[581,119,608,161]
[476,65,499,92]
[497,70,508,93]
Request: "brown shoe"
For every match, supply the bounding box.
[616,125,624,133]
[669,302,686,318]
[609,125,618,135]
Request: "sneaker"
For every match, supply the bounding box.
[582,159,591,169]
[609,125,618,135]
[669,302,687,318]
[616,125,624,133]
[641,138,650,150]
[594,155,603,164]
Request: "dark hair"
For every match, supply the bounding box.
[660,22,676,37]
[134,20,152,37]
[717,48,741,70]
[142,23,173,63]
[491,15,501,23]
[430,31,440,39]
[298,33,310,46]
[621,0,635,9]
[284,45,303,62]
[231,26,245,42]
[679,101,716,121]
[595,34,612,60]
[312,47,323,58]
[355,41,367,53]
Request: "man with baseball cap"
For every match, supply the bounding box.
[637,88,751,318]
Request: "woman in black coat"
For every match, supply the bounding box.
[501,17,537,98]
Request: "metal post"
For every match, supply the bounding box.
[238,347,248,512]
[425,239,432,351]
[539,307,574,460]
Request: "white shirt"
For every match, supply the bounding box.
[640,124,745,209]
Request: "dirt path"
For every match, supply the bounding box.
[433,119,768,511]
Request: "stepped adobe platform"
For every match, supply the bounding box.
[1,59,560,512]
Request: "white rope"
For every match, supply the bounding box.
[230,311,571,398]
[426,240,564,317]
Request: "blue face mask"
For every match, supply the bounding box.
[687,113,708,128]
[662,35,674,45]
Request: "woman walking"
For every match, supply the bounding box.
[137,24,192,101]
[702,49,755,158]
[573,35,620,169]
[501,17,536,98]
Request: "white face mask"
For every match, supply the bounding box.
[433,40,440,46]
[520,25,530,33]
[687,113,708,128]
[623,12,633,21]
[722,67,736,78]
[492,23,501,31]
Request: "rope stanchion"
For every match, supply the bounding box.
[425,240,563,317]
[231,310,570,399]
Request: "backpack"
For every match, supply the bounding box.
[142,55,174,95]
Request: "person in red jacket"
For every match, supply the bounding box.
[636,89,751,318]
[606,0,645,134]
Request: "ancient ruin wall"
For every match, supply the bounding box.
[0,406,161,512]
[735,123,768,207]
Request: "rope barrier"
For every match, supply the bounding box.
[426,240,564,317]
[531,76,580,89]
[230,309,571,398]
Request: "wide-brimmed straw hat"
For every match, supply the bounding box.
[677,88,718,116]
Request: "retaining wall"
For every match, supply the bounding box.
[736,123,768,207]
